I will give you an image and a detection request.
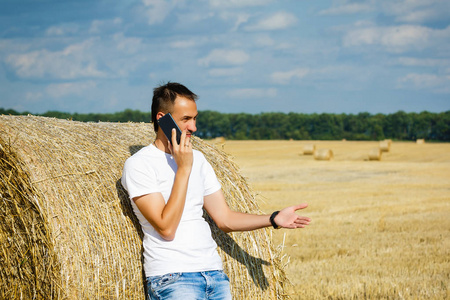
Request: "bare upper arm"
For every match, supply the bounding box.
[133,193,166,229]
[203,189,232,230]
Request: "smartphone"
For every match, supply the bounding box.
[157,113,182,145]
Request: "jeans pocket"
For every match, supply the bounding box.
[218,270,230,282]
[148,273,182,290]
[147,273,182,300]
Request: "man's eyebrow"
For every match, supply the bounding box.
[183,113,198,119]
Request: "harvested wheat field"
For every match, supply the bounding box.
[219,140,450,300]
[0,116,287,299]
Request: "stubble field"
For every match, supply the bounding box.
[217,140,449,299]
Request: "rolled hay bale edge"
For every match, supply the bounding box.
[0,141,62,299]
[368,148,382,161]
[379,140,390,152]
[314,149,333,161]
[0,115,289,299]
[303,144,316,155]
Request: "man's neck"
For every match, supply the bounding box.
[154,134,171,154]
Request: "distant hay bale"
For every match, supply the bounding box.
[314,149,333,161]
[368,148,382,161]
[379,140,390,152]
[303,144,316,155]
[416,139,425,144]
[0,115,288,300]
[210,136,226,145]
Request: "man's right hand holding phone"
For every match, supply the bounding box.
[169,128,193,173]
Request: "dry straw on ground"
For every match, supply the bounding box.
[0,115,288,299]
[222,140,450,299]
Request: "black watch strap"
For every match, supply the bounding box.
[270,211,281,229]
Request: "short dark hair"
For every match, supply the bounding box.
[151,82,198,131]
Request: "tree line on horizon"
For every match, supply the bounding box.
[1,107,449,141]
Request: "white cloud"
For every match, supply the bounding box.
[271,68,310,85]
[381,26,430,48]
[0,39,30,54]
[323,0,450,24]
[170,40,197,49]
[5,39,106,80]
[25,92,43,102]
[398,73,450,93]
[46,81,97,98]
[233,14,251,31]
[114,33,142,54]
[198,49,249,67]
[319,3,373,15]
[342,25,449,52]
[227,88,277,98]
[397,57,450,67]
[208,67,243,77]
[245,11,297,31]
[396,8,438,23]
[209,0,272,8]
[380,0,449,23]
[88,18,122,34]
[174,11,215,29]
[89,20,105,34]
[142,0,181,25]
[253,35,275,47]
[46,24,79,36]
[218,12,251,31]
[382,0,437,12]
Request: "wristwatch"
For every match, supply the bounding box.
[270,211,281,229]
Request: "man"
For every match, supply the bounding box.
[121,82,311,300]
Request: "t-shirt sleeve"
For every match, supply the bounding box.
[202,158,221,196]
[121,157,158,200]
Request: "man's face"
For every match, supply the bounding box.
[170,96,198,137]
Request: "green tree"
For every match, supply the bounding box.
[385,111,412,140]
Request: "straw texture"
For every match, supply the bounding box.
[314,149,334,161]
[368,148,382,161]
[303,144,316,155]
[0,115,288,299]
[379,140,391,152]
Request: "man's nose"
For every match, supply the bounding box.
[188,120,197,133]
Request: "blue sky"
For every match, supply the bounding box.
[1,0,449,115]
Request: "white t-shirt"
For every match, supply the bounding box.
[121,144,223,277]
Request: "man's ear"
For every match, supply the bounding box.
[156,112,165,121]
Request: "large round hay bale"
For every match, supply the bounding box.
[368,148,382,161]
[210,136,226,144]
[416,139,425,144]
[314,149,333,161]
[379,140,390,152]
[0,115,288,299]
[303,144,316,155]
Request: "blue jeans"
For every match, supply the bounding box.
[146,270,232,300]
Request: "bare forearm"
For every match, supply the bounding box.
[204,190,311,234]
[218,211,271,233]
[158,168,191,239]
